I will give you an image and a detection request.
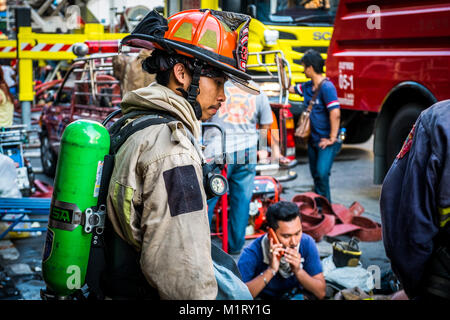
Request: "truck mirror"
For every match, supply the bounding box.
[247,5,257,18]
[276,55,290,91]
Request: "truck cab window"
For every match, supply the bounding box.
[256,0,339,25]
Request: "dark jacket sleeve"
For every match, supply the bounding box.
[380,103,450,298]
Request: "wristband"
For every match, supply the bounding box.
[262,273,268,285]
[261,268,277,285]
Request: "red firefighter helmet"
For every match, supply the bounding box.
[121,9,258,94]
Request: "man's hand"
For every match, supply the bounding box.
[269,238,284,272]
[288,85,297,94]
[318,137,336,149]
[284,247,303,273]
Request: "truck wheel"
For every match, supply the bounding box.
[386,103,423,170]
[344,113,376,144]
[40,131,57,177]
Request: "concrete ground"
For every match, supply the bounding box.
[0,135,395,300]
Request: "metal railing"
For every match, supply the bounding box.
[0,197,50,240]
[248,50,292,105]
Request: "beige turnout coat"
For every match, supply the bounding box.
[106,82,217,299]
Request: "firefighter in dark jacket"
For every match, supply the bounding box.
[380,100,450,300]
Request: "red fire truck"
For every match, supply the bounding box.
[326,0,450,183]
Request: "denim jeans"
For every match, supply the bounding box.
[307,140,342,202]
[208,147,257,253]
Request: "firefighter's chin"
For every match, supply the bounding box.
[207,105,220,116]
[201,104,221,121]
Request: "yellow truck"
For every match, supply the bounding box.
[165,0,338,118]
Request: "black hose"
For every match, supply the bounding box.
[102,109,122,126]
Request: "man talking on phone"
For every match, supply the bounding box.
[237,202,326,300]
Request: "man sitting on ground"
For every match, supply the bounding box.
[237,201,326,299]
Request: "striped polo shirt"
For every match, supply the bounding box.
[294,78,340,144]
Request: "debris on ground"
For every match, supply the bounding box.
[333,286,393,300]
[322,255,375,292]
[0,265,21,300]
[0,240,20,260]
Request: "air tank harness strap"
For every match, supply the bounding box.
[108,110,177,155]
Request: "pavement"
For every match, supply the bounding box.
[0,135,396,300]
[0,236,46,300]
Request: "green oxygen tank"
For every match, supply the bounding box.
[41,120,110,299]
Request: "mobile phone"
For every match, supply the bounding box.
[267,228,284,259]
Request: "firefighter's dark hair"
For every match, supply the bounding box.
[141,49,193,86]
[300,49,324,74]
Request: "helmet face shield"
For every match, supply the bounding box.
[200,65,227,79]
[226,72,260,95]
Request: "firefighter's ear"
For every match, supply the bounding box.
[172,63,192,87]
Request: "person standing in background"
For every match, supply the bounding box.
[0,65,14,127]
[289,49,341,202]
[0,59,16,97]
[205,80,274,254]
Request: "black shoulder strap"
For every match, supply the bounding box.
[109,111,178,155]
[97,111,177,207]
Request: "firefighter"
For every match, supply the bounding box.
[380,100,450,301]
[103,9,258,299]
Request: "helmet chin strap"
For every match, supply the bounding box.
[176,60,204,120]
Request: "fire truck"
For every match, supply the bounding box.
[326,0,450,183]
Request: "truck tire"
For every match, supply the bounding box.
[385,103,423,170]
[344,113,376,144]
[40,130,57,177]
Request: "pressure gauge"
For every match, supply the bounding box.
[207,173,228,197]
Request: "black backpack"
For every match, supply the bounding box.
[85,109,177,300]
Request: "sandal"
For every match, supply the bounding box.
[279,156,291,167]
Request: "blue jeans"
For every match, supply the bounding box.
[307,140,342,202]
[208,148,257,253]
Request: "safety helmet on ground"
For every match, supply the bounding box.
[121,9,259,107]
